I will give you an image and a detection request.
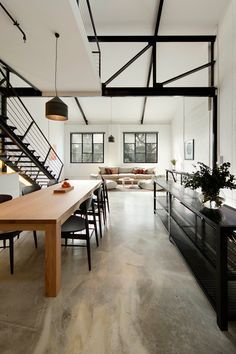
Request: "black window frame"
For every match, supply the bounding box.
[70,132,105,163]
[123,132,158,163]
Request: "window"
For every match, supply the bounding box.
[123,132,158,163]
[70,133,104,163]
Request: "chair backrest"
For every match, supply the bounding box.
[0,194,12,204]
[94,185,102,199]
[80,196,93,213]
[47,179,57,187]
[22,184,41,196]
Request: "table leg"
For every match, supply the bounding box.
[45,222,61,297]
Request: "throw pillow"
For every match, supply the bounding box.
[105,168,112,174]
[110,167,119,174]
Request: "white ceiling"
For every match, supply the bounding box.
[0,0,101,95]
[0,0,230,124]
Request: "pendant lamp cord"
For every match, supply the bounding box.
[54,33,59,97]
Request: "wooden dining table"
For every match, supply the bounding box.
[0,179,101,297]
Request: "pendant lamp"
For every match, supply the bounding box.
[108,97,115,143]
[45,33,68,121]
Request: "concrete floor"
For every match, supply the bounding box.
[0,190,236,354]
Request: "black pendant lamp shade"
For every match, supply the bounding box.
[108,134,115,143]
[108,97,115,143]
[46,96,68,121]
[45,33,68,121]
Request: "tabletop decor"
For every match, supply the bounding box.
[184,162,236,209]
[170,159,177,170]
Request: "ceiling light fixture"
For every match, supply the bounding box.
[45,33,68,121]
[108,97,115,143]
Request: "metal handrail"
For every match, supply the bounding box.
[0,65,64,181]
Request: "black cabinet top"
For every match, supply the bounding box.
[155,179,236,228]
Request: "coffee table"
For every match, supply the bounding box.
[119,177,135,188]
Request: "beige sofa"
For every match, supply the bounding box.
[98,166,156,183]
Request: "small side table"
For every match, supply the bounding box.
[119,177,135,188]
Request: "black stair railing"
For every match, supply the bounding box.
[0,66,64,184]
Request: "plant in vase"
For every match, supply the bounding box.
[184,162,236,209]
[170,159,177,170]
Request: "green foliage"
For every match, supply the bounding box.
[170,159,177,166]
[184,162,236,201]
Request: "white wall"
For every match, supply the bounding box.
[217,0,236,205]
[171,97,211,173]
[64,123,171,178]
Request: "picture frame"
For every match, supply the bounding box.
[184,139,194,160]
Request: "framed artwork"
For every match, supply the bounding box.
[184,139,194,160]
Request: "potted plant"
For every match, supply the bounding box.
[170,159,177,170]
[184,162,236,209]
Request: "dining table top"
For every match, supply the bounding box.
[0,179,101,226]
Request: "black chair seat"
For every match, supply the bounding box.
[61,215,86,234]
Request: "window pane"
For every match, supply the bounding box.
[136,153,145,163]
[124,143,134,153]
[146,133,156,143]
[136,143,145,153]
[93,134,103,143]
[136,133,145,144]
[124,152,135,162]
[93,153,103,163]
[83,134,92,143]
[124,133,135,143]
[83,154,92,162]
[83,143,92,153]
[146,153,157,162]
[146,143,156,153]
[71,144,82,162]
[72,134,82,143]
[94,143,103,154]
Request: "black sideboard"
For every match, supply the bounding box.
[154,179,236,331]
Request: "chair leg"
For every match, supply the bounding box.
[86,238,91,271]
[106,192,110,213]
[9,237,14,274]
[92,203,99,247]
[3,239,6,248]
[33,231,38,248]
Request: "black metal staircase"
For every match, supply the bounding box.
[0,64,64,187]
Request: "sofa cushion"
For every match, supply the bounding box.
[134,174,152,179]
[119,167,133,173]
[146,167,155,174]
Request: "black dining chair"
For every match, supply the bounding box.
[61,196,98,271]
[101,176,110,214]
[22,184,41,248]
[0,194,21,274]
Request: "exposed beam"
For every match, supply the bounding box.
[0,87,42,97]
[162,61,215,86]
[102,86,216,97]
[74,97,88,125]
[88,35,216,43]
[141,0,164,124]
[104,43,151,86]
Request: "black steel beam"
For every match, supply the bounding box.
[141,0,164,124]
[102,86,216,97]
[162,61,215,86]
[104,44,151,86]
[0,87,42,97]
[74,97,88,125]
[88,35,216,43]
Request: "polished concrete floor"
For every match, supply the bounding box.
[0,190,236,354]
